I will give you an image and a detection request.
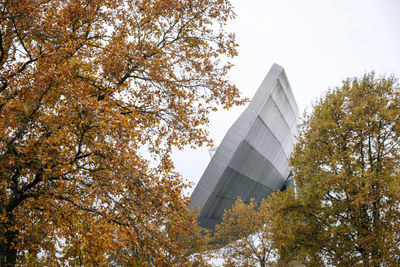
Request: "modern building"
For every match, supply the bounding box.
[189,63,299,229]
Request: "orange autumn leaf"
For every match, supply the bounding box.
[0,0,244,265]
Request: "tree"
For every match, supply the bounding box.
[269,73,400,266]
[213,198,277,267]
[0,0,245,265]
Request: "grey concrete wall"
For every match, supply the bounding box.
[189,63,299,229]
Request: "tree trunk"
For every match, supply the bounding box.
[1,230,18,266]
[1,212,18,267]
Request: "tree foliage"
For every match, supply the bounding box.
[213,198,277,267]
[269,73,400,266]
[0,0,244,265]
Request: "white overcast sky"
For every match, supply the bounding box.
[172,0,400,195]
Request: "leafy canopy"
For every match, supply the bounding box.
[213,198,277,267]
[269,73,400,266]
[0,0,244,265]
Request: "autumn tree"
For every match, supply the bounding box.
[0,0,245,265]
[212,198,277,267]
[269,73,400,266]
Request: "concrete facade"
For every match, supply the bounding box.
[189,63,299,229]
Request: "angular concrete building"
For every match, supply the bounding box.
[189,63,299,229]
